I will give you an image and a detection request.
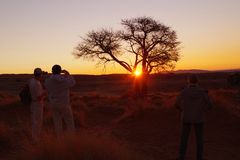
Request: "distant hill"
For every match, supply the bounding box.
[173,69,210,74]
[173,69,240,74]
[214,69,240,73]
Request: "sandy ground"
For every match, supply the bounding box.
[81,91,240,160]
[0,74,240,159]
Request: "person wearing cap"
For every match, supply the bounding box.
[44,64,75,137]
[29,68,46,142]
[175,74,213,160]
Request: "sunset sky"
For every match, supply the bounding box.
[0,0,240,74]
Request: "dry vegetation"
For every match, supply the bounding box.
[0,73,240,160]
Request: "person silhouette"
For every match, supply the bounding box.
[29,68,46,142]
[175,74,212,160]
[44,65,75,137]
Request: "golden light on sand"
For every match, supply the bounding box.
[134,70,142,77]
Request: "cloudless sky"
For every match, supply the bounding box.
[0,0,240,74]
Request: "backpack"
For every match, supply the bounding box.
[19,84,32,105]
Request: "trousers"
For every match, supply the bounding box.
[50,103,75,137]
[30,101,43,142]
[179,123,204,160]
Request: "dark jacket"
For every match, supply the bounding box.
[175,84,212,123]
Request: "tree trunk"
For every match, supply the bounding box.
[133,75,148,98]
[140,49,148,98]
[141,73,148,97]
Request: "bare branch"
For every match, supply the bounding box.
[73,17,181,75]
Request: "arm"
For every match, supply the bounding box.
[204,91,213,110]
[37,89,47,101]
[175,92,183,111]
[61,70,76,87]
[29,80,45,102]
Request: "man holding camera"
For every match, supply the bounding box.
[45,64,75,137]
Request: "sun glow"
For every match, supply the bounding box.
[134,70,142,77]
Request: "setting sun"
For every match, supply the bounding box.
[134,70,142,77]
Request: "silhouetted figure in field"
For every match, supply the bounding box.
[44,65,76,137]
[175,74,212,160]
[227,73,240,98]
[227,73,240,87]
[29,68,46,142]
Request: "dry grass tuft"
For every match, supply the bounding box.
[0,123,14,153]
[210,89,240,117]
[10,132,144,160]
[0,92,19,106]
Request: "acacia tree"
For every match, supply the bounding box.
[73,17,180,96]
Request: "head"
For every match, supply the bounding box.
[52,64,62,75]
[188,74,198,84]
[34,68,42,78]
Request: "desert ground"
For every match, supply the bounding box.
[0,73,240,160]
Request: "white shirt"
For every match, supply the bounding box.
[29,78,44,102]
[44,74,75,105]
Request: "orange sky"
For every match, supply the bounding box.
[0,0,239,74]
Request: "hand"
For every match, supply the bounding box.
[42,91,47,97]
[37,92,46,101]
[61,69,70,75]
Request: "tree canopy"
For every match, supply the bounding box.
[73,17,181,74]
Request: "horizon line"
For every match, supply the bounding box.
[1,68,240,75]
